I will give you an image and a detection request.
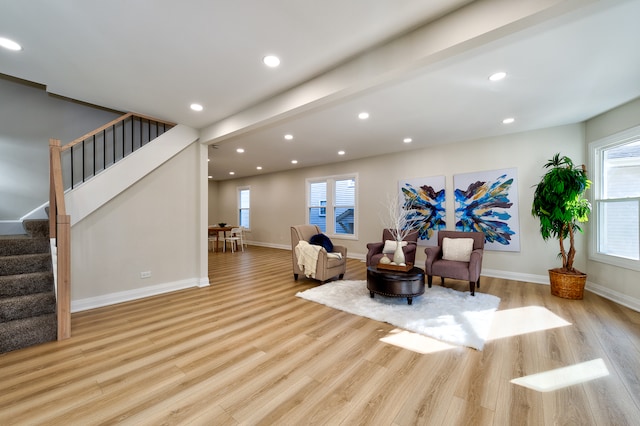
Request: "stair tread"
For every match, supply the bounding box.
[0,253,52,276]
[0,238,50,256]
[0,292,56,322]
[0,271,54,298]
[0,313,57,354]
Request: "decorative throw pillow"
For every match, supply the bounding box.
[309,233,334,252]
[442,237,474,262]
[382,240,408,254]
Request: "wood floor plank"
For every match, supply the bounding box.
[1,246,639,425]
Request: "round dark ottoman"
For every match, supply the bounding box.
[366,266,425,305]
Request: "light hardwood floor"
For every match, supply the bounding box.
[1,246,640,425]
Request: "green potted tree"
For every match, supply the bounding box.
[531,153,592,299]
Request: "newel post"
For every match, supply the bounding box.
[49,138,61,239]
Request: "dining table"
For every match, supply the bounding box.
[208,226,234,252]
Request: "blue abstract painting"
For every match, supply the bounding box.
[454,168,520,252]
[399,176,446,246]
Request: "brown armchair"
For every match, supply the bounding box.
[424,230,484,296]
[291,225,347,282]
[366,229,419,267]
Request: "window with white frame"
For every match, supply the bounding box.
[307,175,356,236]
[238,187,250,229]
[590,126,640,270]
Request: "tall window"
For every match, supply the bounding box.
[590,126,640,271]
[238,187,250,229]
[307,175,357,236]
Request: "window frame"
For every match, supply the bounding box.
[306,173,358,239]
[589,125,640,271]
[238,186,250,230]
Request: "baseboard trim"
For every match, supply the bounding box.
[71,278,205,313]
[0,220,26,236]
[482,268,640,313]
[585,281,640,312]
[481,268,550,285]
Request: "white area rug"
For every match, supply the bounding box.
[296,280,500,350]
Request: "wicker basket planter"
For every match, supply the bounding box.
[548,268,587,300]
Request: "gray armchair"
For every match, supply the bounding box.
[424,230,484,296]
[366,228,419,267]
[291,225,347,282]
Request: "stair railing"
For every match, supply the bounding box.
[60,112,175,190]
[49,112,175,340]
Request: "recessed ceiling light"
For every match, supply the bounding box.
[291,160,298,164]
[403,138,413,143]
[236,148,245,153]
[263,55,280,67]
[358,112,369,120]
[502,117,515,124]
[338,150,345,156]
[207,158,210,162]
[284,134,293,140]
[229,171,235,175]
[0,37,22,51]
[190,103,203,111]
[256,166,262,170]
[489,71,507,82]
[208,175,213,179]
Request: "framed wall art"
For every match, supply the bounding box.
[453,168,520,252]
[399,175,446,246]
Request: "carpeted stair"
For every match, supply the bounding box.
[0,220,57,354]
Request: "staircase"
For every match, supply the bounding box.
[0,219,57,354]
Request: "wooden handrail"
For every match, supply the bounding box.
[60,112,176,152]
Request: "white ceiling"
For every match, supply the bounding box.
[2,0,640,181]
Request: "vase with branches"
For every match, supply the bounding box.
[381,193,420,265]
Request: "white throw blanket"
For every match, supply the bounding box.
[296,241,321,278]
[295,241,342,278]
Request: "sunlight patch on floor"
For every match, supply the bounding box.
[487,305,571,341]
[380,329,457,354]
[511,358,609,392]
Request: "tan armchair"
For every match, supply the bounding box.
[291,225,347,282]
[424,230,484,296]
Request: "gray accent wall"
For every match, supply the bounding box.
[0,75,121,220]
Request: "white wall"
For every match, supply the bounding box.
[212,123,586,283]
[585,98,640,308]
[70,142,204,309]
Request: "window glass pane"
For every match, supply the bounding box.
[598,200,639,260]
[239,209,250,228]
[603,140,640,198]
[309,182,327,230]
[240,189,250,208]
[309,182,326,206]
[238,188,250,228]
[309,208,326,231]
[335,179,355,205]
[334,179,355,235]
[334,207,354,235]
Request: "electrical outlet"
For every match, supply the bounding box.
[140,271,151,279]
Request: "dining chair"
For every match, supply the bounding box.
[208,225,218,251]
[224,227,245,252]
